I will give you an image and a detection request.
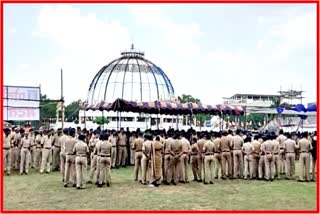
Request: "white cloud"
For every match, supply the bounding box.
[32,5,132,103]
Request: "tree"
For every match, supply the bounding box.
[40,95,57,120]
[65,100,81,123]
[94,116,110,125]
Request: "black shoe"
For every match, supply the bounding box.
[197,179,202,182]
[95,181,99,185]
[76,187,81,190]
[203,182,209,185]
[106,182,110,187]
[171,181,177,185]
[97,184,103,188]
[72,184,76,187]
[102,182,106,186]
[62,179,64,182]
[214,177,218,179]
[298,180,304,182]
[209,181,213,184]
[163,181,169,185]
[180,180,186,184]
[221,177,226,180]
[46,171,49,174]
[134,179,138,181]
[64,184,68,188]
[87,181,92,184]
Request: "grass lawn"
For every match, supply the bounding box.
[3,163,317,211]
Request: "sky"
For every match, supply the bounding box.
[4,3,317,105]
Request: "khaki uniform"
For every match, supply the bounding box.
[197,138,206,180]
[10,132,16,167]
[34,135,43,169]
[52,134,61,170]
[231,135,244,178]
[251,140,261,178]
[213,137,222,179]
[179,137,190,182]
[14,133,22,170]
[141,140,152,184]
[29,133,36,168]
[190,143,200,181]
[4,134,12,175]
[73,140,89,188]
[263,140,275,180]
[130,136,136,165]
[297,138,312,181]
[276,134,287,174]
[64,137,77,186]
[220,136,232,178]
[163,137,174,182]
[59,135,68,180]
[20,137,31,174]
[150,140,163,184]
[109,135,117,167]
[89,140,101,183]
[283,139,296,179]
[132,137,144,181]
[40,135,52,173]
[117,133,127,166]
[242,142,254,179]
[258,142,266,179]
[227,134,234,176]
[167,139,182,184]
[98,140,112,185]
[272,139,281,178]
[203,140,215,183]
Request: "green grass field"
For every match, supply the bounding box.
[4,163,317,211]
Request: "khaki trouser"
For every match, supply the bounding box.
[75,156,87,188]
[99,156,111,184]
[20,148,31,174]
[167,155,181,183]
[134,151,143,180]
[35,148,42,169]
[89,155,98,182]
[14,147,21,170]
[141,154,149,184]
[258,155,265,179]
[273,153,280,178]
[279,149,285,174]
[30,146,36,168]
[60,152,66,180]
[40,148,51,173]
[214,153,222,178]
[64,154,76,185]
[179,153,189,182]
[117,146,127,166]
[112,147,116,167]
[52,146,61,170]
[233,150,243,178]
[264,154,275,180]
[163,154,172,181]
[130,149,135,165]
[197,155,204,180]
[204,154,214,183]
[190,154,200,181]
[299,152,311,181]
[243,154,253,179]
[252,153,260,178]
[221,151,232,178]
[4,148,12,174]
[285,153,295,179]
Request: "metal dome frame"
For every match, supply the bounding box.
[87,45,175,104]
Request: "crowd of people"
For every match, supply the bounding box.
[3,126,317,189]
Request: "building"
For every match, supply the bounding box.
[223,93,281,108]
[79,45,183,131]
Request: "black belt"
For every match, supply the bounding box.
[205,153,213,156]
[112,146,116,148]
[300,151,309,153]
[44,148,51,150]
[54,145,60,148]
[66,153,75,155]
[164,153,171,155]
[136,150,142,152]
[36,147,42,149]
[191,153,198,155]
[274,153,279,155]
[4,148,10,150]
[99,155,111,157]
[286,152,295,153]
[22,147,30,149]
[155,149,162,151]
[118,145,126,147]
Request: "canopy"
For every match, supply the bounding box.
[80,98,245,116]
[276,104,317,114]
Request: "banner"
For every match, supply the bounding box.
[3,86,40,121]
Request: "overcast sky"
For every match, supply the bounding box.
[4,4,317,105]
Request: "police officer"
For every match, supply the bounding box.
[132,132,144,182]
[4,128,12,175]
[20,130,31,175]
[64,128,77,187]
[297,132,312,182]
[73,134,89,189]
